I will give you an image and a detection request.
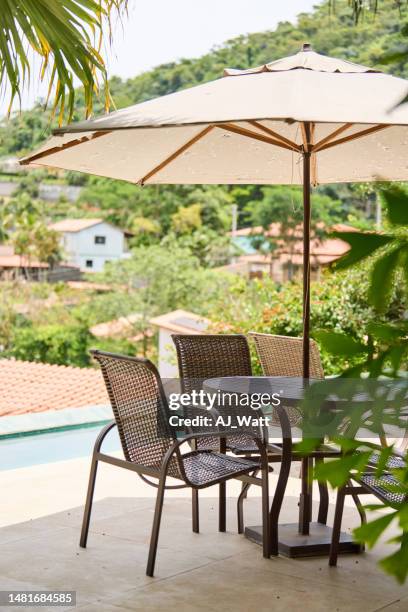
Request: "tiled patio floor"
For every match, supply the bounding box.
[1,456,407,612]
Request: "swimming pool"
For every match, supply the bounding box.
[0,423,121,471]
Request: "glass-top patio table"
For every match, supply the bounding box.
[203,376,407,558]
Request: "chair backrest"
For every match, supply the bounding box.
[249,332,324,379]
[172,334,252,394]
[91,350,176,472]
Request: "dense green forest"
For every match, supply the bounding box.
[1,0,407,240]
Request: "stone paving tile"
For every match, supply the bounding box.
[105,550,398,612]
[0,496,405,612]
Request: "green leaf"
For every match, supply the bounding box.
[381,186,408,226]
[398,505,408,530]
[313,330,367,356]
[332,232,393,271]
[379,533,408,584]
[366,322,408,343]
[368,246,403,312]
[314,452,372,488]
[354,512,397,549]
[373,447,394,478]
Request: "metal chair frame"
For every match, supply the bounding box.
[80,349,271,577]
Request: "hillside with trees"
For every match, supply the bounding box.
[1,0,408,240]
[0,0,406,374]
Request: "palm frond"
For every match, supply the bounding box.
[0,0,128,123]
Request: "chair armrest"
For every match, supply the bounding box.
[94,420,117,453]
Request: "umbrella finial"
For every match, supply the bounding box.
[301,42,313,52]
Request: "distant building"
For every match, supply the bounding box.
[0,245,80,282]
[49,218,131,272]
[150,309,210,377]
[228,222,353,282]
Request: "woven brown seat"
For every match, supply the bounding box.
[79,349,270,577]
[359,473,406,504]
[368,452,406,470]
[181,451,259,487]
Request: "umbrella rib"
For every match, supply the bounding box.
[247,120,301,151]
[20,131,112,165]
[138,125,214,185]
[313,123,354,151]
[216,123,299,152]
[315,124,388,152]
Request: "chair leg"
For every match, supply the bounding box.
[146,476,166,577]
[219,436,227,532]
[237,469,259,534]
[192,488,199,533]
[261,463,270,559]
[329,486,346,567]
[349,483,366,552]
[316,459,329,525]
[219,482,226,532]
[79,455,98,548]
[237,481,251,534]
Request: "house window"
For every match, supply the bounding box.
[95,235,106,244]
[86,259,93,268]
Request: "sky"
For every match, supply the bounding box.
[0,0,316,116]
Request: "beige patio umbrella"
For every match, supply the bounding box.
[20,43,408,545]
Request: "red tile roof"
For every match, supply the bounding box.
[0,359,109,417]
[0,254,49,269]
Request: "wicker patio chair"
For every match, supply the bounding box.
[329,430,408,566]
[172,333,292,553]
[80,349,270,577]
[248,332,341,527]
[172,334,260,533]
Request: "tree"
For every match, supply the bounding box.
[1,192,62,271]
[9,322,91,366]
[305,184,408,584]
[1,0,127,122]
[245,186,343,277]
[171,204,202,234]
[162,228,235,268]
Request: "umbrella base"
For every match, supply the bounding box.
[245,522,362,558]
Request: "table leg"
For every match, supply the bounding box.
[298,457,312,534]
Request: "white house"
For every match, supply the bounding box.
[50,218,131,272]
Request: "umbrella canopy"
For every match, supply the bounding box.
[21,44,408,186]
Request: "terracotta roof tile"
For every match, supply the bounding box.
[0,359,109,417]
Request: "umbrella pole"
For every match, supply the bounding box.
[299,141,312,535]
[270,137,361,555]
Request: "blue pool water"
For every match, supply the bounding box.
[0,424,121,471]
